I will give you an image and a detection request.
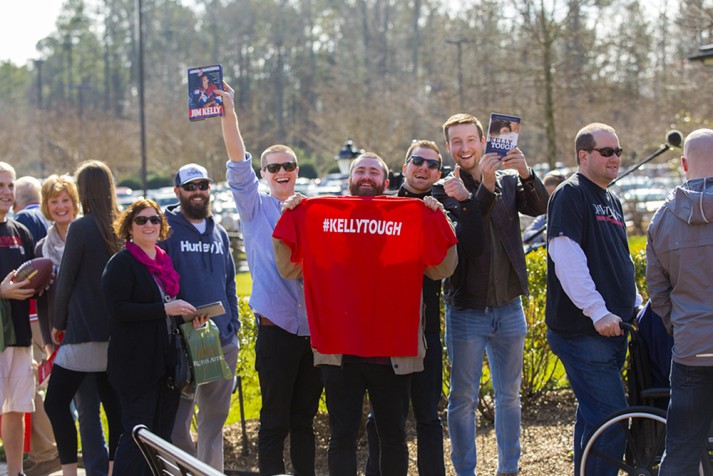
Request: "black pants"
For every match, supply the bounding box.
[255,325,323,476]
[112,376,181,476]
[322,363,411,476]
[365,332,445,476]
[44,365,123,465]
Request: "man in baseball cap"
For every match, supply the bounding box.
[160,162,240,471]
[174,163,213,187]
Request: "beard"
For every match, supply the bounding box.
[179,192,211,220]
[349,178,385,197]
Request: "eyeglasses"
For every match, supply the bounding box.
[263,162,297,173]
[181,181,210,192]
[133,215,162,226]
[408,155,441,170]
[586,147,623,158]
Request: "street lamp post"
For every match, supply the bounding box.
[136,0,148,197]
[335,139,363,175]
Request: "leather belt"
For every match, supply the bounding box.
[258,315,276,327]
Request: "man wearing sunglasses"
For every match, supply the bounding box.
[274,151,456,476]
[364,140,447,476]
[546,123,641,475]
[161,162,240,472]
[219,83,323,476]
[432,113,548,476]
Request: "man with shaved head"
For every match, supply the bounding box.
[647,128,713,475]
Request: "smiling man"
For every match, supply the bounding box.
[220,82,323,476]
[273,151,457,476]
[546,123,641,475]
[432,113,548,476]
[0,162,37,476]
[364,140,448,476]
[161,162,240,472]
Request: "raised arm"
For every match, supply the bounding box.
[217,81,247,163]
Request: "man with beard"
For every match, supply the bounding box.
[161,163,239,472]
[274,152,458,476]
[432,113,548,476]
[365,140,447,476]
[219,82,323,476]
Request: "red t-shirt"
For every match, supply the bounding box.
[273,196,457,357]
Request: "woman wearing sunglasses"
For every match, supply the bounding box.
[101,199,202,475]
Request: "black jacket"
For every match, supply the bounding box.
[397,186,442,334]
[102,249,176,397]
[432,168,547,309]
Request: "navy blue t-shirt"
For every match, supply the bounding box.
[545,173,636,337]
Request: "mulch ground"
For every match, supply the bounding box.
[224,390,577,475]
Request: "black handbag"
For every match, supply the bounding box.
[168,319,195,397]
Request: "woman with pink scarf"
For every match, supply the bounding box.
[101,198,204,475]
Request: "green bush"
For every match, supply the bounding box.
[229,297,261,423]
[231,236,648,423]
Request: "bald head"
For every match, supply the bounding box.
[682,129,713,181]
[14,176,42,212]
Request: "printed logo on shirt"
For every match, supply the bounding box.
[321,218,403,236]
[0,235,26,254]
[593,203,624,226]
[179,239,225,255]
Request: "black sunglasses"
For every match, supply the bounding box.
[133,215,162,226]
[263,162,297,173]
[408,155,441,170]
[181,181,210,192]
[586,147,623,158]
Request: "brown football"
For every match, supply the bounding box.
[13,258,53,293]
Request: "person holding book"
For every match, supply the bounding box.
[219,81,324,476]
[432,113,548,476]
[102,198,201,475]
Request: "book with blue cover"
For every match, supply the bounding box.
[485,113,521,158]
[187,65,224,121]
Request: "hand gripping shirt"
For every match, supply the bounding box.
[273,196,457,357]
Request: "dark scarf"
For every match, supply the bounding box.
[125,241,180,298]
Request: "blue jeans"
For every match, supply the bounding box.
[445,298,526,475]
[547,329,628,476]
[659,362,713,475]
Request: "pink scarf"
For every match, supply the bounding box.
[125,241,180,298]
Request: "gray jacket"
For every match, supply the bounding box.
[647,178,713,366]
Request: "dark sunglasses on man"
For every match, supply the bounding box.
[585,147,623,158]
[263,162,298,173]
[133,215,162,225]
[181,180,210,192]
[408,155,441,170]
